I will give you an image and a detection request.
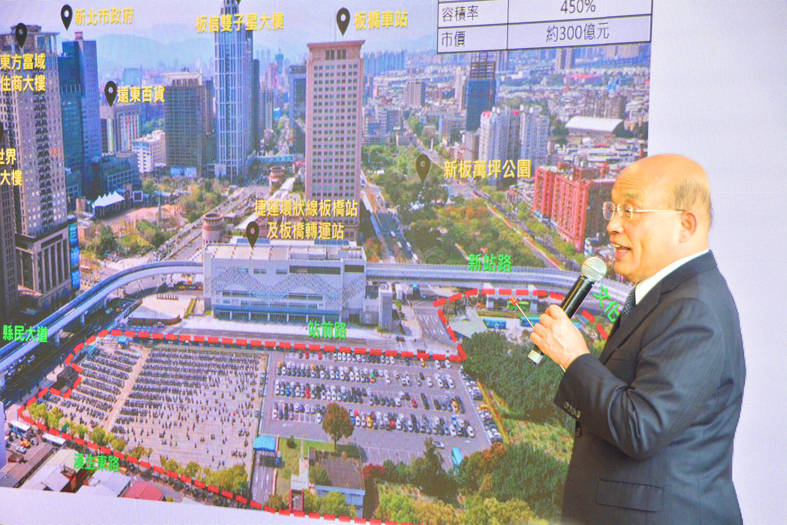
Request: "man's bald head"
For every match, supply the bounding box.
[608,154,712,283]
[622,154,712,231]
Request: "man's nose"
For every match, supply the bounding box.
[606,214,623,234]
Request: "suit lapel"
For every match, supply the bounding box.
[599,251,718,364]
[600,287,660,364]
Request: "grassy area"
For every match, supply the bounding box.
[302,439,334,456]
[275,436,302,498]
[485,388,572,463]
[475,308,522,319]
[274,438,337,498]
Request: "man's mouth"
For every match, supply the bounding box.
[611,242,630,259]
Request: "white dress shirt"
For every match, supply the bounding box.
[634,250,710,305]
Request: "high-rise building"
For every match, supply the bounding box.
[533,167,556,218]
[164,72,209,177]
[288,64,306,122]
[58,32,101,211]
[100,103,140,153]
[0,26,73,311]
[362,50,405,78]
[439,114,463,143]
[404,78,426,107]
[0,126,18,320]
[132,130,166,174]
[465,54,496,131]
[305,40,364,237]
[520,106,549,170]
[555,48,576,71]
[251,58,261,152]
[454,67,467,110]
[478,107,519,161]
[533,166,613,251]
[478,106,520,189]
[261,88,274,131]
[89,153,140,199]
[214,0,253,182]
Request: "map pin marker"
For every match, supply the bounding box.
[61,5,73,30]
[415,154,431,183]
[104,81,117,106]
[14,23,27,48]
[336,8,350,36]
[246,221,259,249]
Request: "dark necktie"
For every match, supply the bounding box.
[621,289,636,319]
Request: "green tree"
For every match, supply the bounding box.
[462,331,569,427]
[460,495,544,525]
[184,461,201,479]
[456,442,566,521]
[205,464,248,494]
[142,178,157,195]
[413,499,458,525]
[410,438,456,500]
[265,493,288,510]
[46,407,64,430]
[303,490,320,513]
[90,427,108,446]
[110,436,127,452]
[95,225,118,256]
[128,446,147,460]
[150,230,167,248]
[165,457,181,474]
[376,492,417,523]
[309,464,332,486]
[322,403,354,450]
[28,402,48,422]
[74,424,88,439]
[319,491,353,517]
[407,115,424,136]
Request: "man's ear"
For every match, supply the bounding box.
[678,211,698,242]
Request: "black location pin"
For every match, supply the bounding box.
[415,154,431,183]
[246,221,259,249]
[14,23,27,48]
[61,5,73,30]
[336,8,350,36]
[104,81,117,106]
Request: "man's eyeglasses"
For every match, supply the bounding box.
[602,201,687,221]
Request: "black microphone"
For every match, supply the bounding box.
[528,256,607,364]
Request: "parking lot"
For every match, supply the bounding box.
[259,350,493,465]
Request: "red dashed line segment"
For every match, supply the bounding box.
[12,284,607,523]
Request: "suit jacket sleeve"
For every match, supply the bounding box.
[554,298,725,460]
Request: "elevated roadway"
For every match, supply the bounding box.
[1,260,627,380]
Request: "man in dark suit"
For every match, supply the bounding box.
[530,154,745,525]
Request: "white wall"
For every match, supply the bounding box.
[648,1,787,523]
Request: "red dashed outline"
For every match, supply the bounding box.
[16,290,606,522]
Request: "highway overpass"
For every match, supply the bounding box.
[1,260,627,382]
[0,262,201,380]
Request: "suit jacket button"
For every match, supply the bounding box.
[563,401,570,410]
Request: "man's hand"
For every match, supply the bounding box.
[530,305,590,370]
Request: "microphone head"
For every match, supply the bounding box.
[581,256,607,282]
